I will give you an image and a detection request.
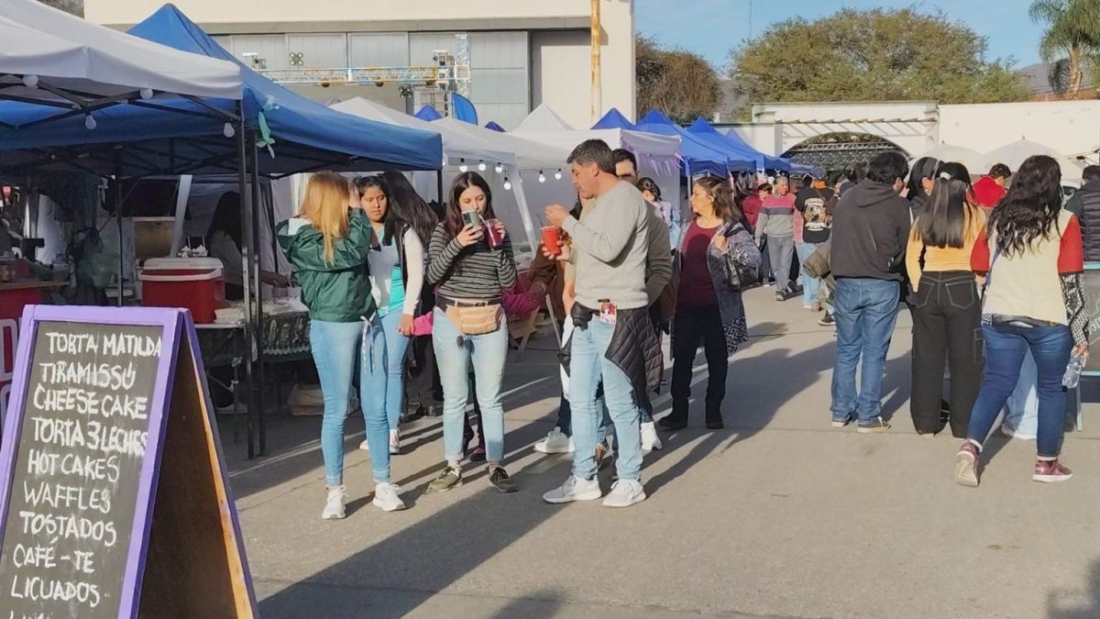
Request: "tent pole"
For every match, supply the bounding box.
[236,102,256,460]
[251,136,267,457]
[114,151,123,307]
[436,169,444,204]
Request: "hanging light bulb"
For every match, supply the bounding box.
[478,161,487,171]
[84,114,97,130]
[503,177,512,191]
[554,169,563,180]
[223,122,236,138]
[494,163,504,174]
[22,74,38,89]
[538,171,546,183]
[458,159,468,173]
[140,88,154,100]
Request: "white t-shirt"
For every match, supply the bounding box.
[367,227,424,316]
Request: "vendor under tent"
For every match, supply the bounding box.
[983,138,1084,180]
[0,3,443,459]
[688,118,791,173]
[514,103,684,210]
[0,0,242,118]
[634,110,735,177]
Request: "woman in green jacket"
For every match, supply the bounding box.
[278,172,405,519]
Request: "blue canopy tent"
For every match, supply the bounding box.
[688,117,790,172]
[592,108,636,130]
[485,121,506,132]
[634,110,738,177]
[415,105,443,122]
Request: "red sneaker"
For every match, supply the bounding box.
[954,442,980,487]
[1033,459,1073,483]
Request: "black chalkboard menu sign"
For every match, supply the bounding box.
[0,306,256,619]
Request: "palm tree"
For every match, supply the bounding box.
[1029,0,1100,98]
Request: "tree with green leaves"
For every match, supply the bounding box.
[636,36,722,124]
[1029,0,1100,97]
[38,0,83,16]
[729,8,1031,106]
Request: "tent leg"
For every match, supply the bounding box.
[436,169,444,204]
[236,103,256,460]
[251,137,267,457]
[114,152,123,308]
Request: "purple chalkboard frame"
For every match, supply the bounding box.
[0,305,181,619]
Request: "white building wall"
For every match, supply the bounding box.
[938,101,1100,157]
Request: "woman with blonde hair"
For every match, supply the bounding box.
[278,172,406,519]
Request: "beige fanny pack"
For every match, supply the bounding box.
[443,298,502,335]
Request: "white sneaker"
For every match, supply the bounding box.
[534,428,574,454]
[321,486,347,520]
[359,440,370,451]
[602,480,646,508]
[542,475,602,504]
[389,429,400,455]
[640,421,662,454]
[372,483,406,512]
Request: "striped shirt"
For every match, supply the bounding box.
[427,221,517,300]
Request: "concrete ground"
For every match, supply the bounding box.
[222,286,1100,619]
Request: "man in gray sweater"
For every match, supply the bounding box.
[542,139,654,509]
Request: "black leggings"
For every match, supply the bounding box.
[670,304,728,421]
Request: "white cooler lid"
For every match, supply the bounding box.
[144,257,224,271]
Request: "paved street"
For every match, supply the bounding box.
[223,287,1100,619]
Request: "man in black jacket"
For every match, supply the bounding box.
[1065,165,1100,262]
[829,152,911,433]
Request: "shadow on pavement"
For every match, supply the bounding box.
[1048,559,1100,618]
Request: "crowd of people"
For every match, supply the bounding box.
[276,138,1091,520]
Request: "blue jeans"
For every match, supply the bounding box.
[1004,349,1039,437]
[570,318,642,481]
[796,242,822,306]
[967,323,1072,457]
[310,320,365,487]
[361,311,410,481]
[558,318,612,439]
[432,307,508,464]
[831,278,901,422]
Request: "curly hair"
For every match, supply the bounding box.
[987,155,1063,257]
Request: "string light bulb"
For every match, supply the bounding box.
[458,159,468,173]
[22,75,38,89]
[478,161,487,171]
[84,114,97,130]
[140,88,154,100]
[538,171,546,183]
[554,169,563,180]
[223,122,236,138]
[495,163,504,174]
[503,177,512,191]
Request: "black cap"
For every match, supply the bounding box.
[989,163,1012,179]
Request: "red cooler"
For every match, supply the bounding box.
[140,257,226,323]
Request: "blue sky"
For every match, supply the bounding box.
[635,0,1043,72]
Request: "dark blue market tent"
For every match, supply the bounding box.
[688,117,791,172]
[484,121,506,132]
[635,110,741,177]
[0,4,442,177]
[415,105,443,122]
[592,108,636,130]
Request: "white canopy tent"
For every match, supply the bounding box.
[984,139,1084,180]
[428,117,575,255]
[514,103,684,215]
[0,0,242,104]
[911,144,989,174]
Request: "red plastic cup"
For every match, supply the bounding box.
[542,226,562,255]
[485,219,505,248]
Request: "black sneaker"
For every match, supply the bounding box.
[705,413,724,430]
[428,466,463,493]
[857,417,891,434]
[488,467,518,493]
[658,417,688,431]
[818,311,835,327]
